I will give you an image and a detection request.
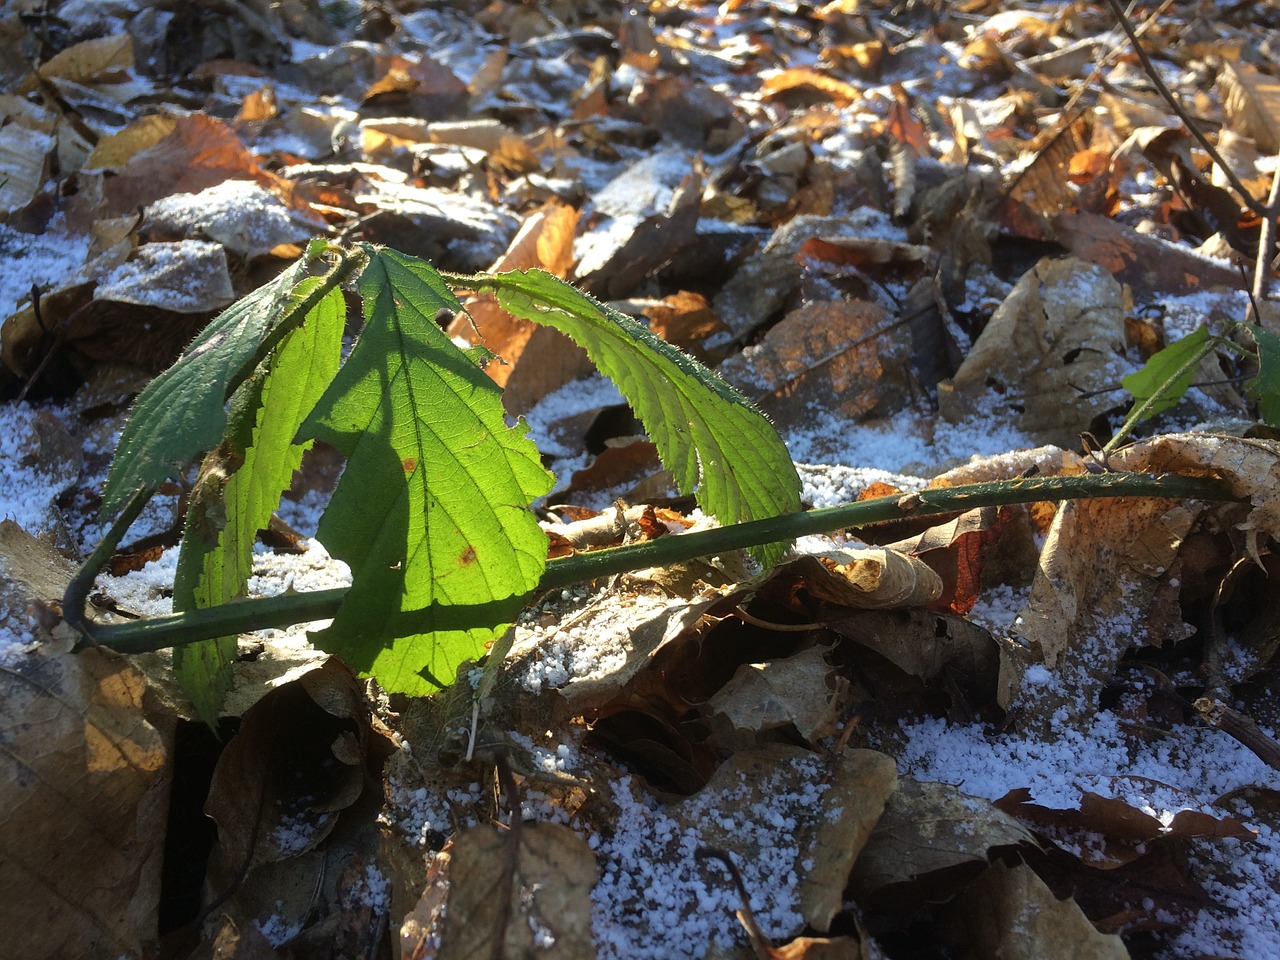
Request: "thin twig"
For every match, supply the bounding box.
[1102,0,1266,219]
[1252,160,1280,305]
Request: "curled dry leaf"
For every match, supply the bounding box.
[205,658,369,921]
[437,822,596,960]
[994,788,1253,869]
[939,256,1126,447]
[786,546,943,610]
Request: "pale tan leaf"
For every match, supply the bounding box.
[1218,59,1280,154]
[0,123,53,214]
[708,646,845,745]
[33,32,133,85]
[800,750,897,931]
[939,257,1126,446]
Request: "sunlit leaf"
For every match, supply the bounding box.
[466,269,802,567]
[172,281,344,725]
[298,247,552,695]
[1120,325,1213,424]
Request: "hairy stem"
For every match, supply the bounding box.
[81,471,1241,654]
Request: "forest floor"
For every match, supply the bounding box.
[3,1,1280,958]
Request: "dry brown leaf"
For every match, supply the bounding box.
[850,780,1036,898]
[643,291,728,351]
[718,300,912,424]
[575,165,703,298]
[99,114,261,219]
[31,32,133,86]
[144,181,322,259]
[1001,434,1280,732]
[823,607,999,701]
[800,749,898,931]
[994,789,1253,869]
[762,67,863,104]
[886,505,1018,614]
[437,822,596,960]
[938,256,1126,446]
[1050,211,1245,298]
[714,211,901,340]
[83,114,177,171]
[447,201,586,405]
[1007,119,1089,218]
[0,576,170,960]
[708,646,844,745]
[948,861,1129,960]
[94,241,235,312]
[206,659,368,881]
[0,123,53,214]
[1218,59,1280,154]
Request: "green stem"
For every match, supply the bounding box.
[84,471,1240,655]
[63,485,155,648]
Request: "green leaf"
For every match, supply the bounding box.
[467,269,802,567]
[1249,325,1280,427]
[298,247,552,695]
[172,281,345,725]
[101,240,339,517]
[1121,325,1213,423]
